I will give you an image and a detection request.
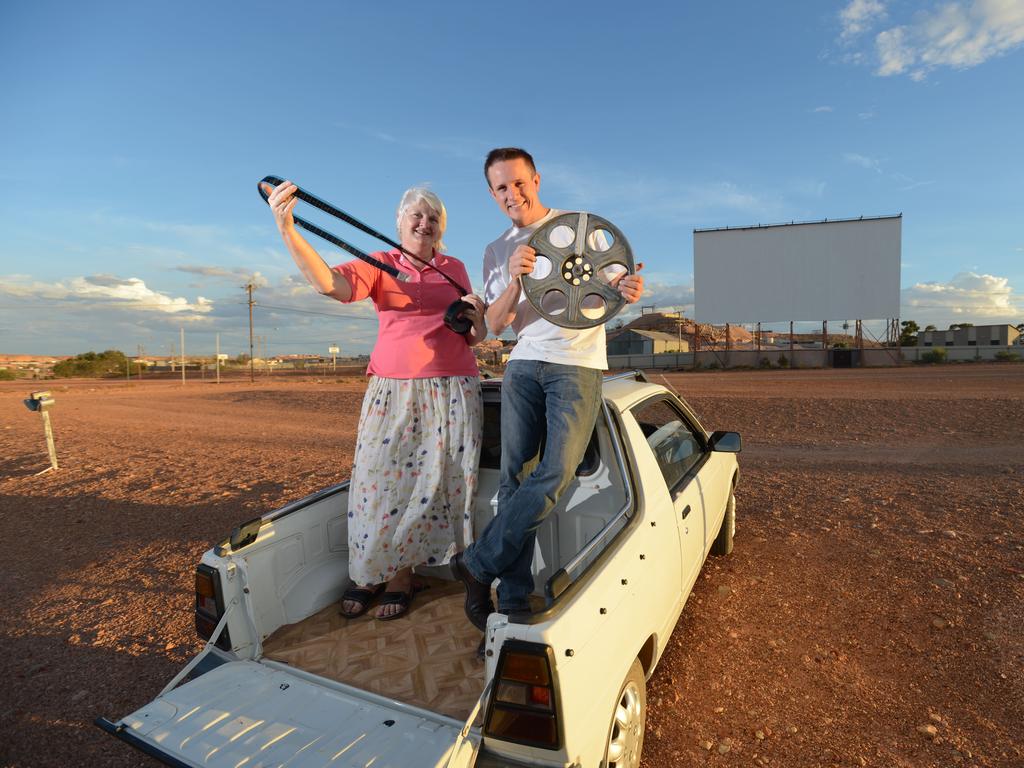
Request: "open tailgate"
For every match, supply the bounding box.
[97,659,479,767]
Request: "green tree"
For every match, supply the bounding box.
[924,324,937,332]
[53,349,129,378]
[949,323,974,330]
[899,320,920,346]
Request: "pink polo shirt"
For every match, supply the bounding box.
[333,249,480,379]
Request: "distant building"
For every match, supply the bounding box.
[607,329,689,355]
[918,324,1020,347]
[0,354,68,377]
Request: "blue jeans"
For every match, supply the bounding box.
[464,360,603,612]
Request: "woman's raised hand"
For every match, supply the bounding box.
[267,180,299,232]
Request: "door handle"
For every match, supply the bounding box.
[681,505,691,519]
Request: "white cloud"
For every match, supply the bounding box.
[542,164,786,224]
[843,152,884,172]
[812,105,835,112]
[175,265,270,288]
[611,280,695,325]
[841,0,887,39]
[0,274,213,317]
[876,26,916,74]
[871,0,1024,78]
[901,271,1020,325]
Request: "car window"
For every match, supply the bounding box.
[632,398,704,491]
[479,400,600,476]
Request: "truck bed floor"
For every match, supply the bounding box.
[261,578,485,719]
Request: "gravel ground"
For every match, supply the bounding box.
[1,365,1021,767]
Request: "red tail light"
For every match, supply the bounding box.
[194,564,231,650]
[485,641,560,749]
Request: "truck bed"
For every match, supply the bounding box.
[261,578,485,720]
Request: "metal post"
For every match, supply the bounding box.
[725,323,731,368]
[41,411,58,471]
[25,392,59,474]
[180,327,186,385]
[247,283,255,383]
[216,333,221,385]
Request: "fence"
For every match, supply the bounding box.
[607,344,1020,370]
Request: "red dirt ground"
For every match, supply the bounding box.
[1,365,1022,767]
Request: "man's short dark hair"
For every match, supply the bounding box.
[484,147,536,185]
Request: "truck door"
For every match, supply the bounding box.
[630,396,708,593]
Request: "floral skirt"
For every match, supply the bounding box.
[347,375,482,585]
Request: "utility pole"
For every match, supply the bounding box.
[247,282,255,383]
[216,332,221,384]
[180,327,185,384]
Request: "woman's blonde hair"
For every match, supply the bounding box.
[396,187,447,253]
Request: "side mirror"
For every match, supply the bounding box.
[709,431,742,453]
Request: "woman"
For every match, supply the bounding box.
[267,181,486,620]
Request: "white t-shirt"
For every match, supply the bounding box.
[483,208,609,370]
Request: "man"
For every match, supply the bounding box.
[452,148,644,629]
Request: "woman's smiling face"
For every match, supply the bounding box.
[400,200,442,250]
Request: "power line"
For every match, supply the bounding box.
[254,303,378,321]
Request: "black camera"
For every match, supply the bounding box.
[444,300,474,335]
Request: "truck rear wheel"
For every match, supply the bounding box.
[710,490,735,556]
[603,659,645,768]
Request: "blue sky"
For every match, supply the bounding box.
[1,0,1021,356]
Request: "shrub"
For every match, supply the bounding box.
[759,357,773,369]
[994,351,1020,362]
[777,353,789,368]
[53,349,129,378]
[920,348,947,364]
[0,368,16,380]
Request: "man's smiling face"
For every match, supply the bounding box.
[487,158,543,228]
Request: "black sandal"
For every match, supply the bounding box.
[376,582,426,621]
[339,583,385,618]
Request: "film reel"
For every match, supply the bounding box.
[524,212,635,329]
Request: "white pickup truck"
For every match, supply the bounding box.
[98,371,740,768]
